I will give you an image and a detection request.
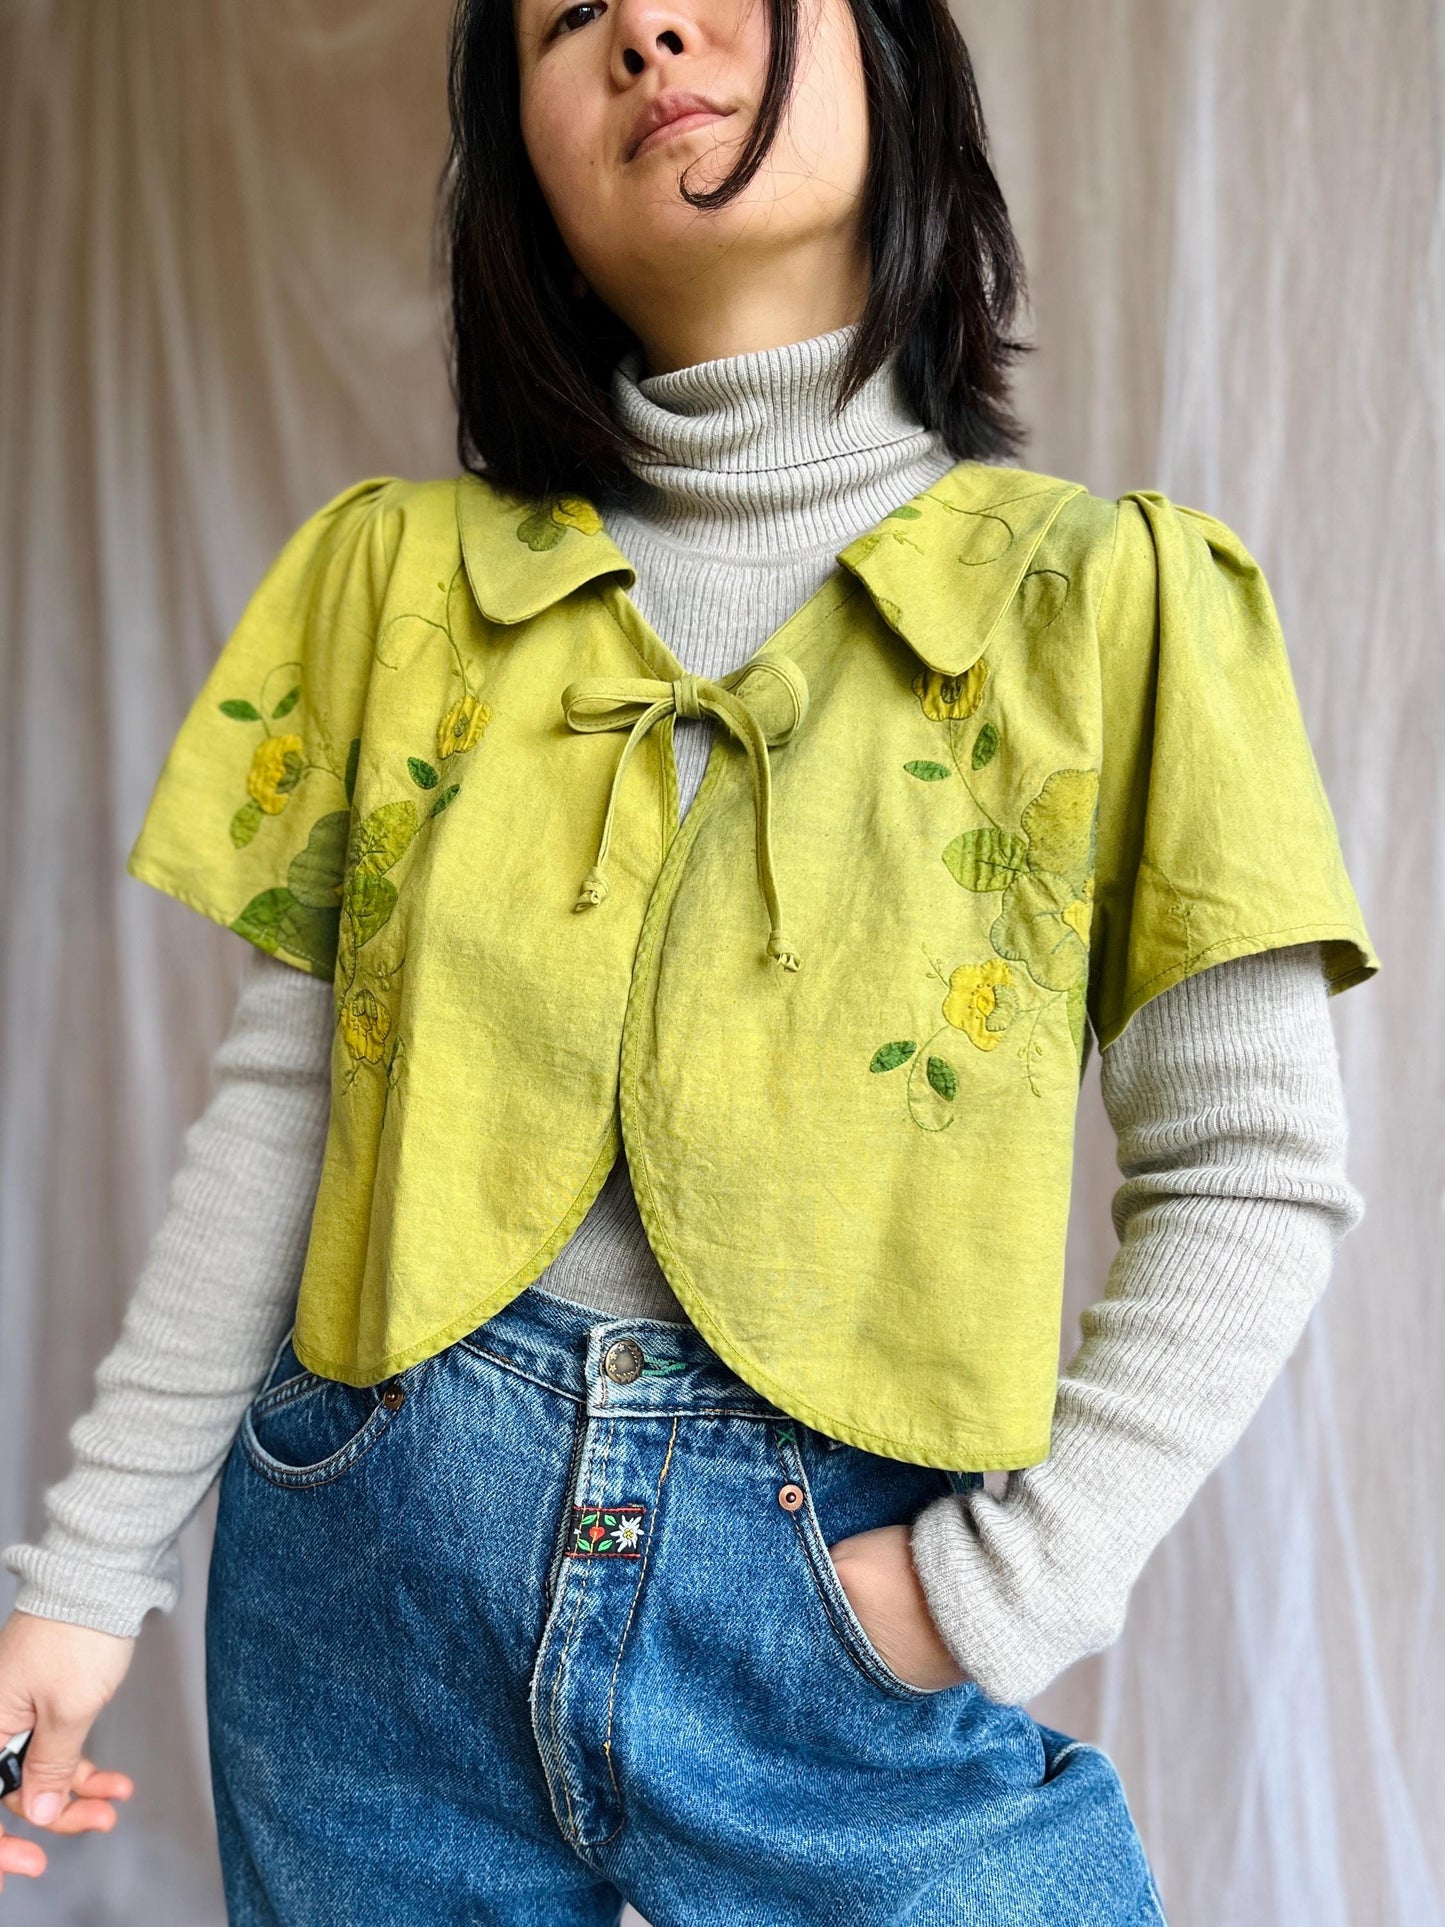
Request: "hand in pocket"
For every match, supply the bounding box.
[827,1524,970,1692]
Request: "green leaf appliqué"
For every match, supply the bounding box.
[926,1056,958,1101]
[869,1040,917,1073]
[942,826,1029,893]
[230,800,263,848]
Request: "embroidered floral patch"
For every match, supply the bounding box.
[567,1505,647,1558]
[329,567,496,1112]
[217,661,352,978]
[514,496,604,550]
[218,564,496,1128]
[870,658,1099,1127]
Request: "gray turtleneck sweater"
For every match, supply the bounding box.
[2,326,1364,1707]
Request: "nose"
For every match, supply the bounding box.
[610,1,688,79]
[621,27,682,76]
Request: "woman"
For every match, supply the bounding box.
[0,0,1377,1919]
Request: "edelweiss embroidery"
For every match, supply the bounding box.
[567,1505,647,1558]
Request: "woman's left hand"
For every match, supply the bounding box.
[827,1524,970,1691]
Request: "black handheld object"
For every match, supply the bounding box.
[0,1728,32,1798]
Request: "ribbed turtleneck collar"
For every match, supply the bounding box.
[605,322,958,563]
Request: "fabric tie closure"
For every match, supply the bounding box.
[560,655,810,972]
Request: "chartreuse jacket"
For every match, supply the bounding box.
[124,461,1379,1469]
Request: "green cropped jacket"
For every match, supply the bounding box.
[125,460,1378,1468]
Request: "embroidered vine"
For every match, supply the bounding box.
[329,565,495,1130]
[219,665,356,980]
[870,669,1098,1128]
[1144,855,1204,983]
[217,566,496,1140]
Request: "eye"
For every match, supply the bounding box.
[548,1,605,39]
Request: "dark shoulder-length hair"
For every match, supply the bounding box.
[439,0,1033,504]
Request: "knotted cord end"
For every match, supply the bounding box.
[574,864,611,911]
[767,933,801,973]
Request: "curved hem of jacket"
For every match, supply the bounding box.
[630,1273,1056,1473]
[617,1098,1053,1471]
[609,741,1059,1472]
[288,1130,622,1387]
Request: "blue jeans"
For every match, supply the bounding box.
[205,1284,1168,1925]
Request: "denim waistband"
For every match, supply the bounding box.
[453,1282,785,1423]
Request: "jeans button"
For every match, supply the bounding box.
[602,1338,645,1385]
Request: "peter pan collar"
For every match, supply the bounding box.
[455,461,1086,679]
[834,464,1087,675]
[455,461,1087,976]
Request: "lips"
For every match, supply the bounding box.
[627,90,731,163]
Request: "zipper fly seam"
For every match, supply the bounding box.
[599,1414,680,1817]
[545,1417,617,1847]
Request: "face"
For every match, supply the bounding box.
[512,0,872,371]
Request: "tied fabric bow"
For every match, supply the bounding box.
[559,656,810,972]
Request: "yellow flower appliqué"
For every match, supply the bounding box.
[217,664,340,882]
[246,734,305,814]
[942,959,1016,1050]
[437,693,493,762]
[911,663,989,723]
[338,985,392,1064]
[876,679,1101,1122]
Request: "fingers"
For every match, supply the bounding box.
[72,1756,134,1802]
[29,1793,120,1836]
[16,1710,104,1828]
[0,1755,134,1835]
[0,1613,140,1879]
[0,1822,49,1887]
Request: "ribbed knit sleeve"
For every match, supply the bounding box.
[908,939,1363,1706]
[1,946,334,1636]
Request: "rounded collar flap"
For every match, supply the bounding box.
[835,462,1087,678]
[456,460,1086,681]
[456,474,637,625]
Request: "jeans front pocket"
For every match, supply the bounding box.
[771,1420,974,1704]
[239,1325,418,1491]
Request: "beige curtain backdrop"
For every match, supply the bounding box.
[1,3,1438,1921]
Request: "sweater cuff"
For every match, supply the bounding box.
[907,1490,1122,1706]
[2,1539,179,1640]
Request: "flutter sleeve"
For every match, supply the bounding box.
[1087,488,1380,1050]
[125,476,401,980]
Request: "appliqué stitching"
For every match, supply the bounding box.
[330,570,495,1112]
[513,496,604,549]
[567,1504,647,1558]
[870,639,1100,1125]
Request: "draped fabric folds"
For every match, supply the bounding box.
[0,3,1436,1921]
